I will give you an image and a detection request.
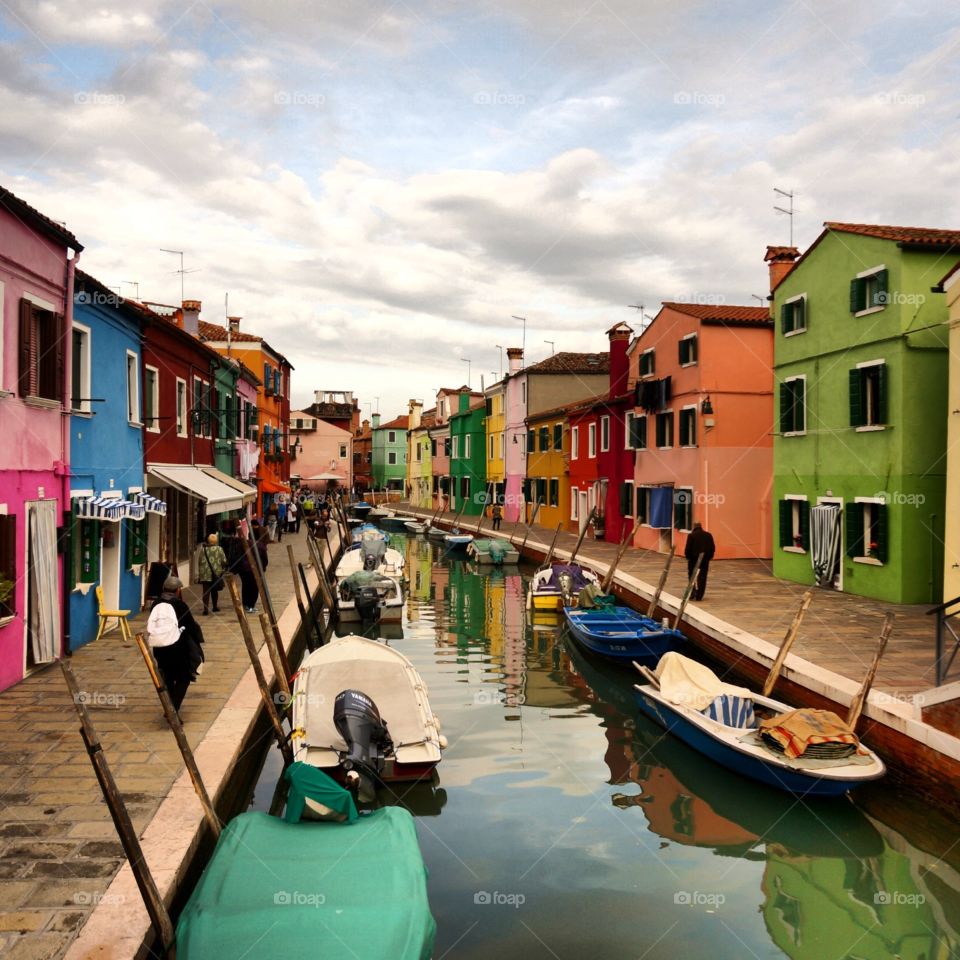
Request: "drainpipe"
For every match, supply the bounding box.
[61,248,80,656]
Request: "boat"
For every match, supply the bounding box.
[336,537,406,580]
[380,514,414,532]
[337,570,404,622]
[633,651,886,797]
[467,538,519,564]
[404,519,427,535]
[176,763,436,959]
[443,529,473,550]
[527,562,601,610]
[425,524,447,540]
[292,635,445,802]
[564,602,686,663]
[351,522,389,544]
[350,499,373,518]
[369,506,394,519]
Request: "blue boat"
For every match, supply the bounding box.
[352,522,389,544]
[563,604,685,663]
[351,500,373,518]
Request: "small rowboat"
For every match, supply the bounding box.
[528,562,600,610]
[425,525,447,540]
[633,652,886,797]
[404,520,427,535]
[443,530,473,550]
[563,604,685,663]
[351,522,389,544]
[467,538,519,564]
[350,500,373,518]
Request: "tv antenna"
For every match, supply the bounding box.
[544,340,555,355]
[773,188,795,246]
[512,316,527,360]
[160,248,200,302]
[629,303,654,332]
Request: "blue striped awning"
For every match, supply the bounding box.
[74,496,146,522]
[132,491,167,516]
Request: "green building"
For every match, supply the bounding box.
[771,223,958,604]
[371,413,409,492]
[212,357,241,479]
[449,393,487,516]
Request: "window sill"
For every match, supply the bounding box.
[855,306,884,318]
[782,431,806,438]
[128,420,143,428]
[679,361,698,368]
[783,328,807,338]
[782,546,807,554]
[71,409,93,418]
[23,396,62,411]
[854,556,884,566]
[679,443,698,449]
[855,425,886,432]
[0,615,15,629]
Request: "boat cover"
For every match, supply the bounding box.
[176,807,436,960]
[474,538,512,561]
[758,708,860,759]
[284,762,358,824]
[654,652,752,712]
[361,537,387,566]
[546,564,593,591]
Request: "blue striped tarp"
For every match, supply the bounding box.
[702,695,756,729]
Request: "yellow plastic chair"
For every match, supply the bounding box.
[94,585,133,645]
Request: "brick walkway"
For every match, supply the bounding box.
[0,528,319,960]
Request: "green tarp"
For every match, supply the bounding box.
[284,761,359,824]
[177,804,436,959]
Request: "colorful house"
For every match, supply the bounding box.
[427,387,470,509]
[372,414,409,492]
[406,401,435,507]
[772,223,958,604]
[68,271,149,651]
[566,324,636,542]
[234,363,261,494]
[524,403,571,532]
[289,409,352,490]
[304,389,360,435]
[503,348,526,521]
[449,393,487,515]
[484,379,506,508]
[630,302,773,558]
[941,261,960,603]
[0,187,81,692]
[352,419,373,494]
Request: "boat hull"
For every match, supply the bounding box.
[444,535,473,550]
[338,599,404,622]
[563,607,685,663]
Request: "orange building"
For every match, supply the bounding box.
[200,317,293,514]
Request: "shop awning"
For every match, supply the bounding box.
[199,466,257,504]
[132,491,167,516]
[148,464,250,514]
[74,496,145,522]
[303,473,343,482]
[259,477,291,494]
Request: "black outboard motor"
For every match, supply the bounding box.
[355,585,383,624]
[333,689,393,803]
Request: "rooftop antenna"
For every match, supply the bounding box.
[159,248,200,302]
[751,294,766,305]
[461,357,472,388]
[629,303,654,333]
[122,280,139,299]
[544,340,555,354]
[494,344,504,379]
[512,316,526,365]
[773,187,795,246]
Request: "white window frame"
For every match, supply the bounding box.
[571,425,580,460]
[782,375,807,437]
[639,348,655,377]
[71,321,92,415]
[624,412,634,449]
[782,493,808,554]
[588,422,597,458]
[571,487,579,520]
[854,264,887,318]
[465,434,471,458]
[679,404,697,448]
[126,350,140,425]
[679,332,698,366]
[339,443,348,459]
[600,415,610,452]
[623,479,635,517]
[500,432,505,459]
[388,430,397,444]
[855,358,887,432]
[144,365,160,433]
[853,496,886,566]
[638,485,653,527]
[782,293,807,337]
[656,409,674,449]
[176,377,188,437]
[452,435,459,459]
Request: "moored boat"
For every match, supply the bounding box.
[336,537,406,580]
[633,652,886,797]
[351,522,389,544]
[350,500,373,518]
[564,603,686,663]
[443,529,473,550]
[467,538,519,564]
[337,571,404,622]
[527,562,601,610]
[404,519,427,535]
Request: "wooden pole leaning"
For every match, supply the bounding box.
[289,543,324,650]
[542,522,563,569]
[671,553,703,631]
[299,561,328,645]
[601,519,641,594]
[226,576,294,765]
[647,547,675,617]
[134,633,221,838]
[307,534,338,619]
[60,660,176,955]
[569,507,596,565]
[847,612,895,729]
[242,535,291,679]
[259,612,291,705]
[762,590,813,697]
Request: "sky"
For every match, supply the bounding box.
[2,0,959,418]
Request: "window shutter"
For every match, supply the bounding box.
[673,492,683,530]
[554,423,563,450]
[875,503,888,563]
[845,503,863,558]
[849,369,863,427]
[779,383,790,434]
[849,278,861,313]
[527,429,535,452]
[873,269,889,308]
[678,339,685,364]
[636,489,647,524]
[638,416,647,449]
[877,363,888,425]
[780,303,790,334]
[79,519,101,583]
[800,500,810,551]
[18,299,32,396]
[778,500,792,548]
[620,482,631,516]
[52,312,65,402]
[127,518,147,567]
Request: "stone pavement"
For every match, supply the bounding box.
[0,527,320,960]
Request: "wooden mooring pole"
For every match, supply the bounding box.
[847,612,895,729]
[519,500,543,555]
[569,507,596,565]
[541,522,563,569]
[242,535,291,679]
[647,547,675,617]
[601,519,641,594]
[762,591,813,697]
[671,553,703,631]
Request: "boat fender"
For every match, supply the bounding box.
[438,734,449,750]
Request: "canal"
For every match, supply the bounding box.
[251,532,960,959]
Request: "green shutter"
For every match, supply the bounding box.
[779,383,790,434]
[872,269,889,308]
[126,518,147,567]
[875,502,888,564]
[778,500,792,548]
[780,302,791,334]
[79,519,100,584]
[849,369,863,427]
[849,278,861,313]
[877,363,888,425]
[800,500,810,551]
[845,503,863,558]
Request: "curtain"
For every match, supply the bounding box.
[28,500,60,663]
[810,504,841,587]
[649,487,673,529]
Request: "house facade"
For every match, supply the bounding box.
[941,261,960,603]
[772,222,957,604]
[372,414,409,491]
[525,403,570,532]
[429,387,473,509]
[484,379,506,507]
[0,187,81,692]
[289,410,352,490]
[502,348,526,521]
[631,302,773,559]
[352,419,373,493]
[406,401,435,507]
[449,393,487,515]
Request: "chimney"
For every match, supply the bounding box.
[507,347,523,374]
[606,322,632,397]
[360,418,369,435]
[314,389,323,405]
[764,246,800,295]
[182,299,201,337]
[408,398,423,430]
[228,315,242,337]
[458,391,470,414]
[372,413,381,429]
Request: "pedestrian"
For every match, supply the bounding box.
[146,576,204,712]
[277,499,287,542]
[287,498,299,533]
[491,502,503,531]
[684,521,716,601]
[196,533,228,615]
[266,501,280,542]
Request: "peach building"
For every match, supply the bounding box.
[629,302,773,560]
[289,410,352,489]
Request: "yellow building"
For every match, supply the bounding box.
[484,380,506,508]
[405,400,434,507]
[942,263,960,603]
[524,403,570,533]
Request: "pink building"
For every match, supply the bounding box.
[630,302,773,560]
[290,409,352,489]
[0,187,82,692]
[235,362,261,489]
[503,348,526,521]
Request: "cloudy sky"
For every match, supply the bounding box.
[2,0,958,417]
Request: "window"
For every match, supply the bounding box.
[451,436,459,459]
[0,513,15,618]
[366,453,372,464]
[527,428,536,452]
[549,478,559,507]
[553,423,563,451]
[778,497,809,551]
[263,362,273,395]
[500,433,505,459]
[620,480,634,517]
[679,407,697,447]
[388,451,397,465]
[126,351,139,423]
[639,349,655,377]
[339,443,348,458]
[192,378,204,436]
[846,499,888,562]
[388,430,397,443]
[444,437,451,457]
[779,377,806,435]
[674,487,693,531]
[850,267,888,315]
[176,378,187,436]
[465,434,471,458]
[19,297,64,402]
[571,488,579,520]
[539,425,550,451]
[571,426,579,459]
[627,413,647,450]
[247,402,258,442]
[850,362,887,428]
[678,334,698,366]
[71,324,91,413]
[489,434,495,460]
[431,439,437,457]
[781,294,807,335]
[636,487,650,524]
[221,393,234,439]
[460,476,471,501]
[656,411,673,448]
[600,416,610,452]
[536,477,547,505]
[144,366,159,432]
[521,381,526,404]
[588,422,597,458]
[485,397,493,416]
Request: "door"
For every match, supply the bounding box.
[100,520,121,611]
[812,498,843,591]
[25,499,60,670]
[578,491,589,533]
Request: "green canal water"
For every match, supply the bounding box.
[251,532,960,960]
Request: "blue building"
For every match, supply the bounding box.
[68,271,151,650]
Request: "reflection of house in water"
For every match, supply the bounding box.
[440,562,486,646]
[404,537,434,604]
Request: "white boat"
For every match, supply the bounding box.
[443,530,473,550]
[369,506,395,519]
[527,562,601,610]
[336,537,406,580]
[337,571,405,622]
[404,520,427,535]
[291,634,445,805]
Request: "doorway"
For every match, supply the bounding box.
[100,520,121,611]
[25,499,60,671]
[812,498,843,591]
[578,491,589,533]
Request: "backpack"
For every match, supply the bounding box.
[147,602,184,648]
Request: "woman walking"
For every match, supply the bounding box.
[196,533,228,614]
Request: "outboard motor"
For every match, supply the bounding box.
[557,571,575,607]
[355,585,383,625]
[333,689,393,803]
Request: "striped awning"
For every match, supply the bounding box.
[132,491,168,516]
[74,496,146,522]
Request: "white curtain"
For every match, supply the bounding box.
[28,500,60,664]
[809,504,841,588]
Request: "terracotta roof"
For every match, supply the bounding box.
[764,246,800,262]
[824,222,960,246]
[0,185,82,251]
[377,415,409,431]
[199,319,261,343]
[525,352,610,375]
[438,385,483,396]
[418,411,437,429]
[660,302,771,325]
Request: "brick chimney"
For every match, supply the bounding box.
[507,347,523,374]
[182,299,201,337]
[228,315,242,337]
[408,398,423,430]
[606,322,633,397]
[764,246,800,294]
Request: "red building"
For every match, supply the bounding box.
[566,323,636,542]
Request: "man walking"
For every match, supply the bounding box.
[491,501,503,531]
[684,521,716,601]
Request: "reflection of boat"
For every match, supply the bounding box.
[528,563,601,610]
[635,653,886,797]
[467,538,519,564]
[564,604,686,663]
[292,635,444,803]
[376,780,448,818]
